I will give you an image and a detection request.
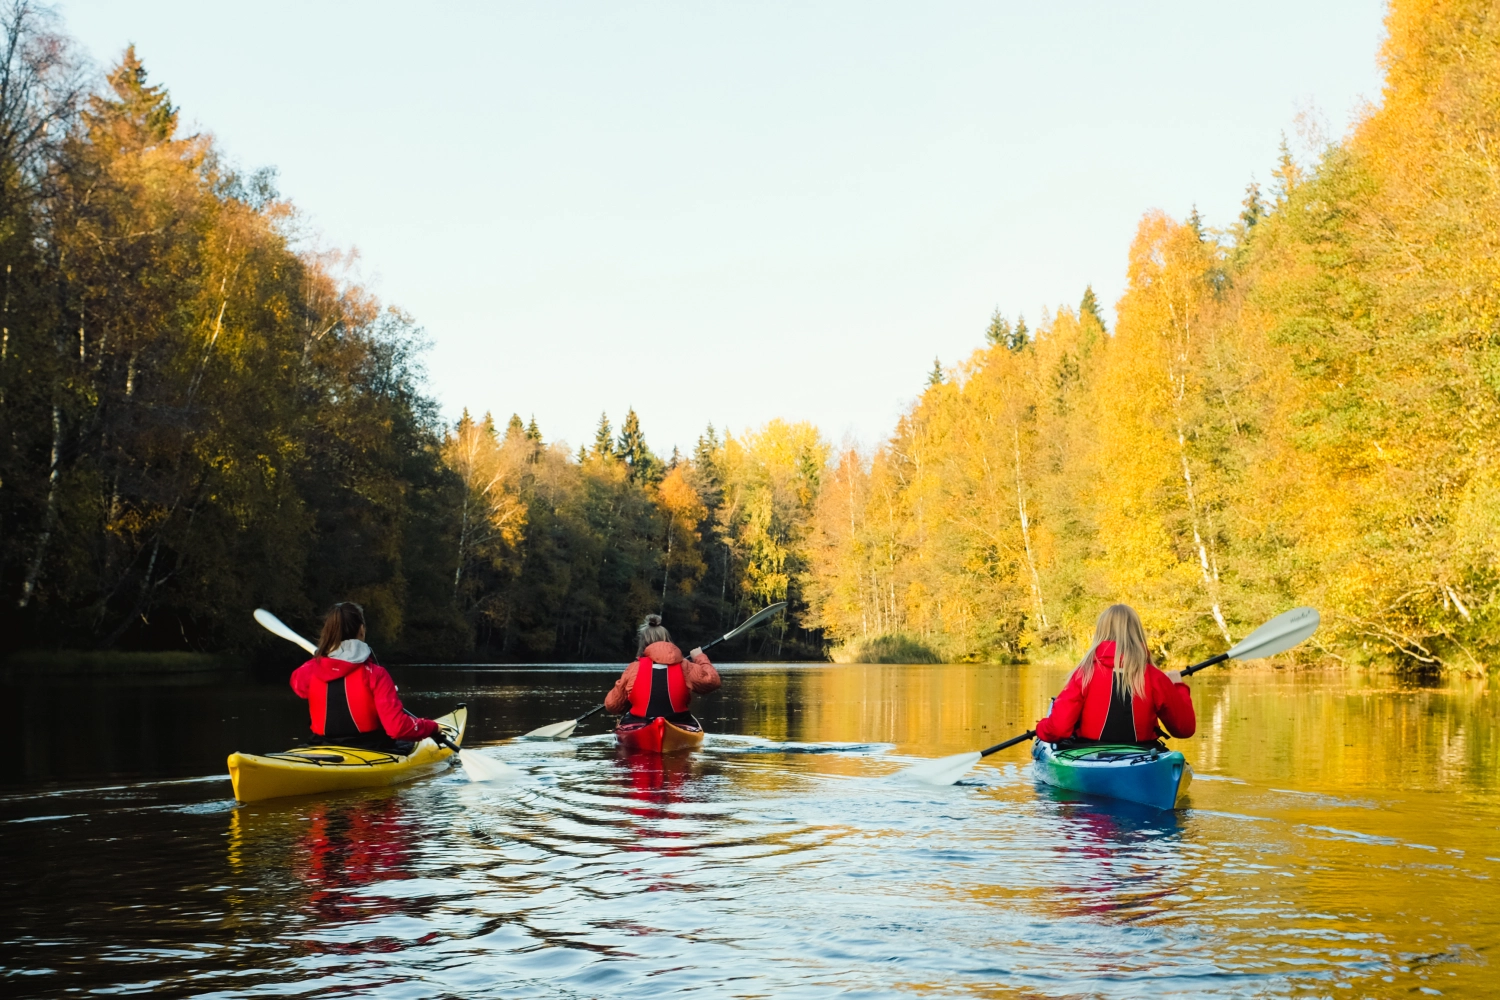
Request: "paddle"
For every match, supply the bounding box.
[254,607,316,654]
[898,606,1321,786]
[522,704,605,740]
[520,601,790,739]
[252,608,512,782]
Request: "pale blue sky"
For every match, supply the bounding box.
[60,1,1387,455]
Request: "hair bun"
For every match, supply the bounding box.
[644,614,662,628]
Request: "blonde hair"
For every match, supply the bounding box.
[636,614,672,656]
[1073,604,1150,699]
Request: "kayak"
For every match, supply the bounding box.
[227,706,466,804]
[615,715,705,754]
[1031,739,1192,811]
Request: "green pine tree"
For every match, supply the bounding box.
[1009,315,1029,352]
[617,407,661,483]
[985,310,1012,347]
[1079,285,1107,334]
[928,357,944,386]
[96,45,179,145]
[692,425,724,510]
[525,415,543,443]
[1241,180,1266,230]
[505,413,525,442]
[592,412,615,459]
[1272,137,1300,206]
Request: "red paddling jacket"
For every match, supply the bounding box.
[1034,641,1196,744]
[289,640,439,743]
[604,641,720,719]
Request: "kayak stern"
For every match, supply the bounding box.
[1031,740,1191,811]
[615,716,705,754]
[227,705,466,804]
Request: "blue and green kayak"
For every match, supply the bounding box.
[1031,740,1193,811]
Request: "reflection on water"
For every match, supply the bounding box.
[1,663,1495,997]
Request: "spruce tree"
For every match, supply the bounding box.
[101,46,179,145]
[592,413,614,459]
[985,310,1012,347]
[525,415,542,443]
[692,425,724,509]
[505,413,525,442]
[1079,285,1107,334]
[1010,316,1029,351]
[617,407,661,483]
[1241,181,1266,230]
[1272,137,1300,206]
[927,357,944,386]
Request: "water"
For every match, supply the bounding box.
[2,662,1495,998]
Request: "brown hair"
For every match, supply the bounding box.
[316,602,365,657]
[636,614,671,656]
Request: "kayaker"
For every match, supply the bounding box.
[1034,604,1195,747]
[289,602,441,750]
[604,614,721,723]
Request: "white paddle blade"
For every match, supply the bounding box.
[723,601,788,641]
[1227,606,1320,662]
[457,751,518,783]
[896,750,982,786]
[522,718,579,739]
[254,608,316,653]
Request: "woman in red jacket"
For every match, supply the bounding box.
[604,615,721,723]
[289,602,441,750]
[1035,604,1196,747]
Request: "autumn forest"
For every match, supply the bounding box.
[2,0,1496,672]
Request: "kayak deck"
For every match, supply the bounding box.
[228,706,466,803]
[615,715,705,754]
[1031,740,1192,811]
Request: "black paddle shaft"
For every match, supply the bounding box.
[698,602,788,653]
[971,650,1233,760]
[1181,651,1230,677]
[979,729,1036,758]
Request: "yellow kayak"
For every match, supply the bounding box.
[228,706,466,803]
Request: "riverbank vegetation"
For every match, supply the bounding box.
[807,0,1500,673]
[0,4,825,661]
[3,0,1495,671]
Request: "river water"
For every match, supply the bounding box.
[1,662,1494,998]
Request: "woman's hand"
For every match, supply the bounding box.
[1163,669,1184,684]
[690,647,703,659]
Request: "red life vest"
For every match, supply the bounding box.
[627,656,691,718]
[307,662,382,737]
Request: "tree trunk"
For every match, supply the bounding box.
[660,515,672,611]
[17,404,61,608]
[1176,429,1230,642]
[1013,424,1047,629]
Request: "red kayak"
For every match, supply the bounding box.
[615,716,705,754]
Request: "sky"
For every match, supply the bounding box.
[60,1,1388,456]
